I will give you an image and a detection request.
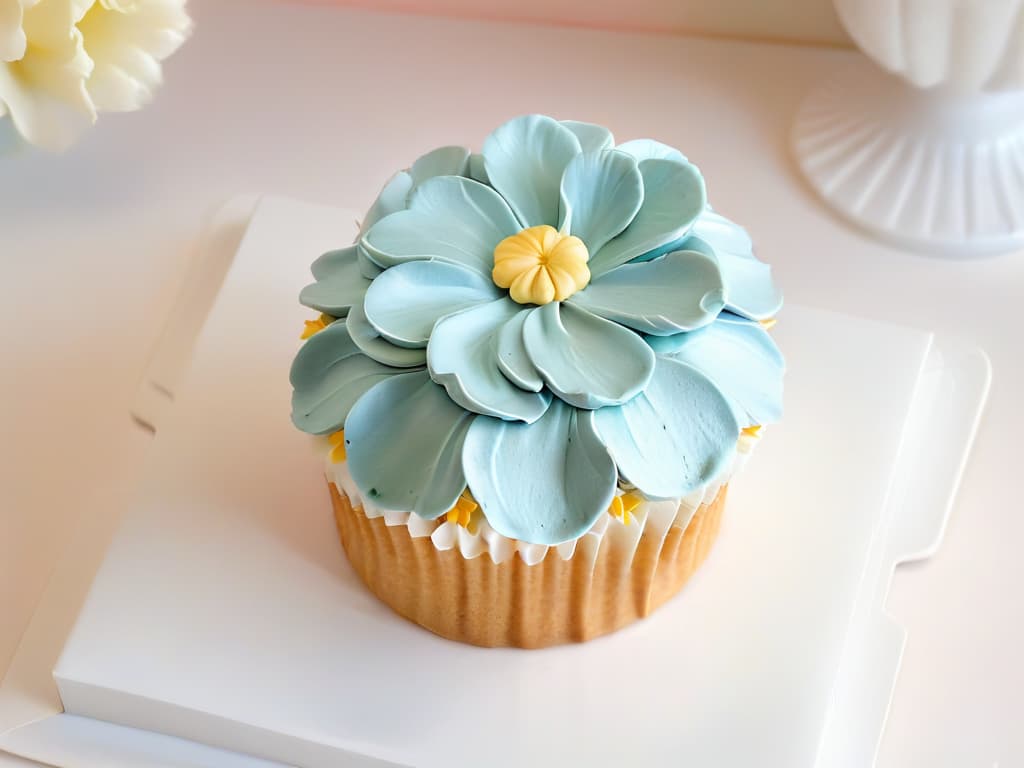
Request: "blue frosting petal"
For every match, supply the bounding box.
[359,146,471,238]
[300,246,372,316]
[409,145,470,186]
[482,114,582,228]
[685,210,782,320]
[359,171,413,237]
[345,370,475,519]
[361,176,520,276]
[468,153,489,184]
[588,158,706,278]
[290,320,414,435]
[616,138,688,164]
[593,356,739,498]
[558,149,643,255]
[561,120,615,152]
[570,250,724,336]
[346,300,427,368]
[495,307,544,392]
[428,298,552,423]
[653,320,784,427]
[463,400,617,545]
[362,260,499,348]
[523,302,655,409]
[356,244,384,279]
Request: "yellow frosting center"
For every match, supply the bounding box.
[492,225,590,305]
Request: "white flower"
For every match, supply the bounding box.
[0,0,190,151]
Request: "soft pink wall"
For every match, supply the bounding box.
[309,0,850,46]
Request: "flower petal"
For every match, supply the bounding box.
[468,152,488,184]
[463,400,616,545]
[561,120,614,152]
[649,319,784,426]
[409,144,470,185]
[361,176,520,275]
[290,320,413,435]
[77,0,192,112]
[1,0,26,62]
[345,370,475,519]
[495,307,544,392]
[359,171,412,237]
[428,298,552,422]
[523,302,655,408]
[361,146,471,237]
[346,299,426,367]
[570,250,724,335]
[615,138,687,164]
[363,259,499,348]
[300,246,371,316]
[587,158,706,278]
[482,114,582,228]
[684,210,782,320]
[558,149,643,255]
[594,357,739,499]
[0,0,96,151]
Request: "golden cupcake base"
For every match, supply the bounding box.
[330,481,726,649]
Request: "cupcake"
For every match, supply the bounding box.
[290,115,784,648]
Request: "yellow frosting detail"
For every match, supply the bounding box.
[741,425,762,438]
[328,429,347,463]
[759,317,777,330]
[608,492,644,525]
[492,225,590,305]
[446,490,481,533]
[301,313,335,340]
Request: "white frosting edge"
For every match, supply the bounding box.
[326,434,758,567]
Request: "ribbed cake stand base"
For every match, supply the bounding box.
[793,60,1024,257]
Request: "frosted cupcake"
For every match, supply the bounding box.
[291,115,784,648]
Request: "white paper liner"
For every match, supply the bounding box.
[322,432,759,567]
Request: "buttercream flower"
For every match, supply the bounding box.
[0,0,190,150]
[291,115,784,546]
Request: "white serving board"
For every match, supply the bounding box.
[45,196,988,768]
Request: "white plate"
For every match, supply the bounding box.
[10,197,989,768]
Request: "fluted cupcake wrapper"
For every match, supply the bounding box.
[330,481,727,649]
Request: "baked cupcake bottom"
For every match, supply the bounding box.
[330,481,727,649]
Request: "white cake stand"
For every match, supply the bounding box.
[793,0,1024,257]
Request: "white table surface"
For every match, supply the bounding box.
[0,1,1020,765]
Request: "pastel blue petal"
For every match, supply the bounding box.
[593,357,739,499]
[655,320,784,426]
[685,210,782,320]
[428,299,552,423]
[363,260,499,348]
[482,114,582,227]
[410,145,470,185]
[361,176,520,275]
[468,153,489,184]
[523,302,655,409]
[359,171,413,237]
[290,320,412,435]
[561,120,614,153]
[558,150,643,255]
[357,244,384,278]
[346,300,426,368]
[463,400,616,545]
[588,158,707,278]
[616,139,687,164]
[300,246,372,316]
[495,308,544,392]
[570,250,724,336]
[345,370,475,519]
